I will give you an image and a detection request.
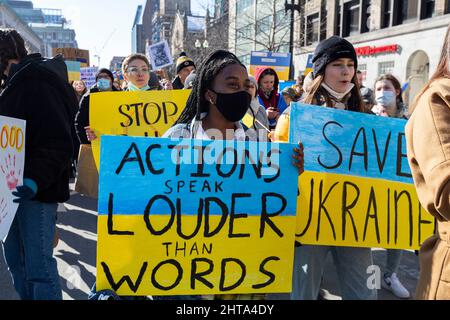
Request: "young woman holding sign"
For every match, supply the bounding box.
[163,49,304,300]
[406,24,450,300]
[274,36,377,300]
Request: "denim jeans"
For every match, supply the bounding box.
[2,201,62,300]
[385,249,403,276]
[291,245,377,300]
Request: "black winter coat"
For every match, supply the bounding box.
[0,54,78,203]
[74,85,119,144]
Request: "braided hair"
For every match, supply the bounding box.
[0,29,28,86]
[175,50,245,124]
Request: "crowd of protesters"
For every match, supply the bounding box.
[0,23,449,301]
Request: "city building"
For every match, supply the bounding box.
[6,0,78,57]
[132,5,145,54]
[206,0,229,52]
[293,0,450,106]
[171,10,206,62]
[0,0,43,53]
[229,0,291,66]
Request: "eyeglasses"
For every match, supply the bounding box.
[126,67,150,75]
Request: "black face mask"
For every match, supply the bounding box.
[210,89,251,122]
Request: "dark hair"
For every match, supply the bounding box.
[175,50,245,124]
[375,74,403,104]
[0,29,27,85]
[410,23,450,114]
[95,68,114,82]
[257,68,277,86]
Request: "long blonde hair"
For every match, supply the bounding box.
[303,73,364,112]
[410,23,450,114]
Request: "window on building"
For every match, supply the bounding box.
[361,0,371,33]
[343,0,360,37]
[421,0,435,19]
[320,6,327,41]
[358,64,367,82]
[394,0,419,25]
[446,0,450,13]
[257,15,272,34]
[306,13,320,46]
[335,2,342,36]
[237,24,253,40]
[237,0,253,14]
[239,54,250,66]
[381,0,392,28]
[378,61,395,76]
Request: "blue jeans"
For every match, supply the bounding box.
[291,245,377,300]
[2,201,61,300]
[385,249,403,276]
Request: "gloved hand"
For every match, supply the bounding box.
[12,178,38,203]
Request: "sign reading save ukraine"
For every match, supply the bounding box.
[289,104,435,250]
[96,136,298,296]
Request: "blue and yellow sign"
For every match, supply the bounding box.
[96,137,298,296]
[289,104,435,250]
[250,51,291,81]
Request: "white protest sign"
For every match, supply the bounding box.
[147,40,173,70]
[80,67,98,88]
[0,116,25,241]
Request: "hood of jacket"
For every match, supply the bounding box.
[254,66,280,93]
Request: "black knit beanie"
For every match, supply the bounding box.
[312,36,358,77]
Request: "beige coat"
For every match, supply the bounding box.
[406,78,450,300]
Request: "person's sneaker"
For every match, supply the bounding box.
[382,273,410,299]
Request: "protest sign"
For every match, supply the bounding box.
[0,116,25,241]
[289,104,435,250]
[89,90,189,168]
[80,67,98,88]
[250,51,291,81]
[53,47,90,65]
[96,136,298,296]
[147,40,173,70]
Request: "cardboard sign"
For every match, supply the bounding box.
[53,47,90,65]
[0,116,25,241]
[96,136,298,296]
[89,90,190,168]
[289,104,435,250]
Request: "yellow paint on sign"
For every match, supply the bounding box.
[295,171,435,250]
[96,215,296,295]
[90,90,190,168]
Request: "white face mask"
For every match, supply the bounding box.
[321,82,355,100]
[375,90,396,107]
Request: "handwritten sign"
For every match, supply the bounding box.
[289,104,435,250]
[0,116,25,241]
[80,67,98,88]
[96,136,298,296]
[89,90,189,168]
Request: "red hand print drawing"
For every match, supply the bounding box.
[0,198,7,224]
[0,154,21,191]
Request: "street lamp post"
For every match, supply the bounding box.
[194,39,209,63]
[285,0,302,80]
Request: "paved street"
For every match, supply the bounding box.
[0,185,420,300]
